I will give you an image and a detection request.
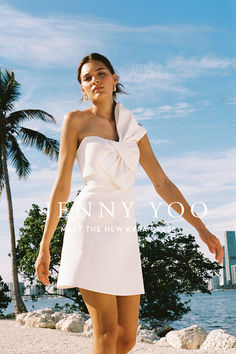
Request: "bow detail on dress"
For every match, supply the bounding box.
[93,102,147,191]
[95,140,140,190]
[76,101,147,192]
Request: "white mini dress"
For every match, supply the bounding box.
[56,101,147,295]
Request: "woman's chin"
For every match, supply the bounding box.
[92,93,110,102]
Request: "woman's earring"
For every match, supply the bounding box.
[113,85,117,92]
[83,93,89,101]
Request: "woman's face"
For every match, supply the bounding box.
[80,60,118,102]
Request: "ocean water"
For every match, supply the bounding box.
[168,290,236,337]
[3,290,236,337]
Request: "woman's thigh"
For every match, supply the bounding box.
[79,288,118,336]
[116,294,141,338]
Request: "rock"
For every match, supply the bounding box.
[154,326,174,337]
[15,307,92,333]
[16,311,52,328]
[16,308,67,329]
[51,310,67,323]
[136,328,160,344]
[155,336,172,347]
[136,323,174,343]
[25,312,56,329]
[200,329,236,350]
[165,324,207,349]
[55,313,86,333]
[137,323,153,331]
[17,308,235,351]
[35,307,55,315]
[15,312,29,325]
[83,318,93,338]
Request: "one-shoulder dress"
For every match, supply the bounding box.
[56,101,147,295]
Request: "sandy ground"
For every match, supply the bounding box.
[0,320,236,354]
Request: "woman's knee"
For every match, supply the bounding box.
[93,319,118,352]
[96,318,118,337]
[79,288,118,337]
[117,335,136,353]
[117,328,137,351]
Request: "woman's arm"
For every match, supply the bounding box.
[39,111,80,250]
[138,134,224,264]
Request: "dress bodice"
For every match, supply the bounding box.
[75,102,147,192]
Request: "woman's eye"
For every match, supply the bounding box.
[84,72,105,81]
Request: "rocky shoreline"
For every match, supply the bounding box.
[12,307,236,352]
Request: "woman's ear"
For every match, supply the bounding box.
[113,73,119,86]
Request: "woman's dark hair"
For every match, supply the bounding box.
[77,53,128,104]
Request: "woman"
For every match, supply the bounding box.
[35,53,223,354]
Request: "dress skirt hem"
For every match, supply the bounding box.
[57,283,145,296]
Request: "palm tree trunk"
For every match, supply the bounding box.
[1,144,27,314]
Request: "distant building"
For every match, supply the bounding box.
[57,288,67,296]
[231,264,236,285]
[44,284,74,297]
[56,288,74,296]
[223,231,236,286]
[223,245,227,284]
[30,284,45,295]
[5,282,25,297]
[208,275,220,290]
[219,268,224,286]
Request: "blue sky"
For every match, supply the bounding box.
[0,1,235,283]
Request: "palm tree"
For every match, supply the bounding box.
[0,68,59,314]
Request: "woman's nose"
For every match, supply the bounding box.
[92,76,99,84]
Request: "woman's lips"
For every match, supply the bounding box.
[94,87,103,92]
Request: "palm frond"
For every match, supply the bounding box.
[6,134,31,179]
[19,127,59,160]
[7,109,56,126]
[0,68,21,112]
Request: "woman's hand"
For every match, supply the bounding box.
[34,248,51,285]
[197,227,224,264]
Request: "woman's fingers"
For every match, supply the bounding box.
[198,229,223,265]
[35,259,50,285]
[209,236,222,264]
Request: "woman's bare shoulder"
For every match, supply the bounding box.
[64,108,90,120]
[63,109,90,131]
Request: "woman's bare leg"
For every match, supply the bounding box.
[116,294,141,354]
[79,288,118,354]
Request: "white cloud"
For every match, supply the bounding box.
[161,148,236,198]
[1,3,235,107]
[149,138,171,144]
[0,3,227,72]
[133,102,195,120]
[0,4,106,67]
[165,56,236,77]
[135,147,236,217]
[226,98,236,105]
[0,162,83,221]
[119,55,236,97]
